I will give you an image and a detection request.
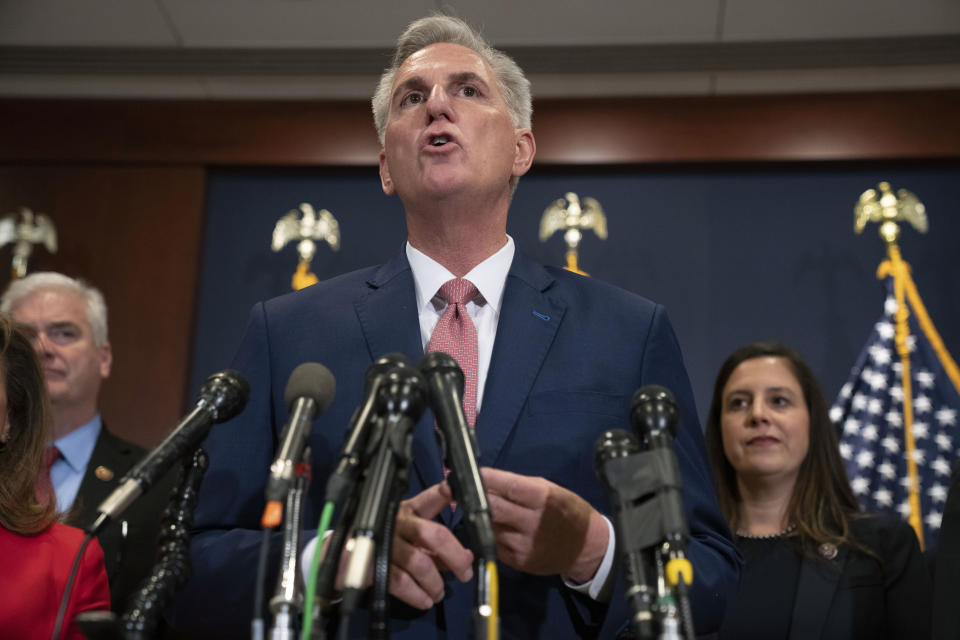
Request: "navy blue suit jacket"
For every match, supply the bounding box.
[172,249,739,638]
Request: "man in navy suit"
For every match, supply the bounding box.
[174,15,739,638]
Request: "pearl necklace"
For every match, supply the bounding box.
[735,523,796,539]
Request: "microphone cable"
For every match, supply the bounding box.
[252,525,273,640]
[300,500,335,640]
[50,531,96,640]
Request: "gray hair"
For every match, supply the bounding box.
[371,15,532,146]
[0,272,109,346]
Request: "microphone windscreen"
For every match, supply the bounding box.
[284,362,337,412]
[200,369,250,423]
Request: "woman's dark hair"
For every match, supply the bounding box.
[0,312,57,534]
[705,340,862,554]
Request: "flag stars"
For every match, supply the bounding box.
[933,457,953,477]
[881,437,900,454]
[868,371,888,391]
[889,386,904,402]
[843,418,861,436]
[929,483,949,503]
[856,451,875,468]
[912,421,929,440]
[884,298,899,316]
[869,345,892,365]
[936,434,953,451]
[878,462,897,480]
[830,405,844,423]
[862,424,879,442]
[876,321,895,340]
[873,488,894,506]
[897,501,912,518]
[915,370,935,388]
[867,398,884,415]
[839,443,852,460]
[915,395,933,414]
[926,510,943,530]
[909,449,926,465]
[839,382,853,399]
[852,476,870,495]
[936,408,957,427]
[887,411,903,427]
[852,393,869,411]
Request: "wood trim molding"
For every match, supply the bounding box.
[1,90,958,166]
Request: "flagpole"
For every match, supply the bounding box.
[878,245,924,547]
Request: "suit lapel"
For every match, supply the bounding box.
[475,252,565,469]
[71,426,137,528]
[788,545,848,640]
[354,249,444,493]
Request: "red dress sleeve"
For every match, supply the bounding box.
[62,535,111,640]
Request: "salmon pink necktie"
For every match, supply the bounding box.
[427,278,480,427]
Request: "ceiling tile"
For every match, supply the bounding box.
[0,0,177,46]
[723,0,960,41]
[454,0,723,45]
[161,0,435,48]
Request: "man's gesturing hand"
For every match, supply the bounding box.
[481,467,609,584]
[388,481,475,609]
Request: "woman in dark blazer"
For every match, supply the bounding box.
[0,313,109,639]
[705,341,931,640]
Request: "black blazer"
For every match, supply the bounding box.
[68,425,176,613]
[933,465,960,640]
[789,514,931,640]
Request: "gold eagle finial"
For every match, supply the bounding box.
[539,192,608,275]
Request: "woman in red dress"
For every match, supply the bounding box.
[0,313,109,639]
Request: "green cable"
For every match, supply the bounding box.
[301,501,336,640]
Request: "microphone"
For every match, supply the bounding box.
[261,362,336,527]
[630,385,695,639]
[89,369,249,534]
[594,429,656,639]
[342,363,427,594]
[629,385,687,548]
[419,351,495,560]
[323,354,413,506]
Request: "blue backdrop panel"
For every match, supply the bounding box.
[192,163,960,424]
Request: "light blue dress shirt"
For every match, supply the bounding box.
[50,415,102,513]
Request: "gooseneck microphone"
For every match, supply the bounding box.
[89,369,249,535]
[261,362,336,527]
[419,351,496,560]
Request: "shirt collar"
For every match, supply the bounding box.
[406,235,515,315]
[53,415,102,474]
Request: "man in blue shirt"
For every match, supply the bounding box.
[2,272,174,613]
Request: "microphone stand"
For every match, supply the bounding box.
[268,448,312,640]
[75,448,210,640]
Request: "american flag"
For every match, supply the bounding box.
[831,275,960,549]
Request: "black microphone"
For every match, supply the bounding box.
[261,362,336,527]
[419,351,495,560]
[594,428,656,639]
[342,364,427,593]
[629,385,686,546]
[324,353,413,506]
[630,385,695,639]
[89,369,249,534]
